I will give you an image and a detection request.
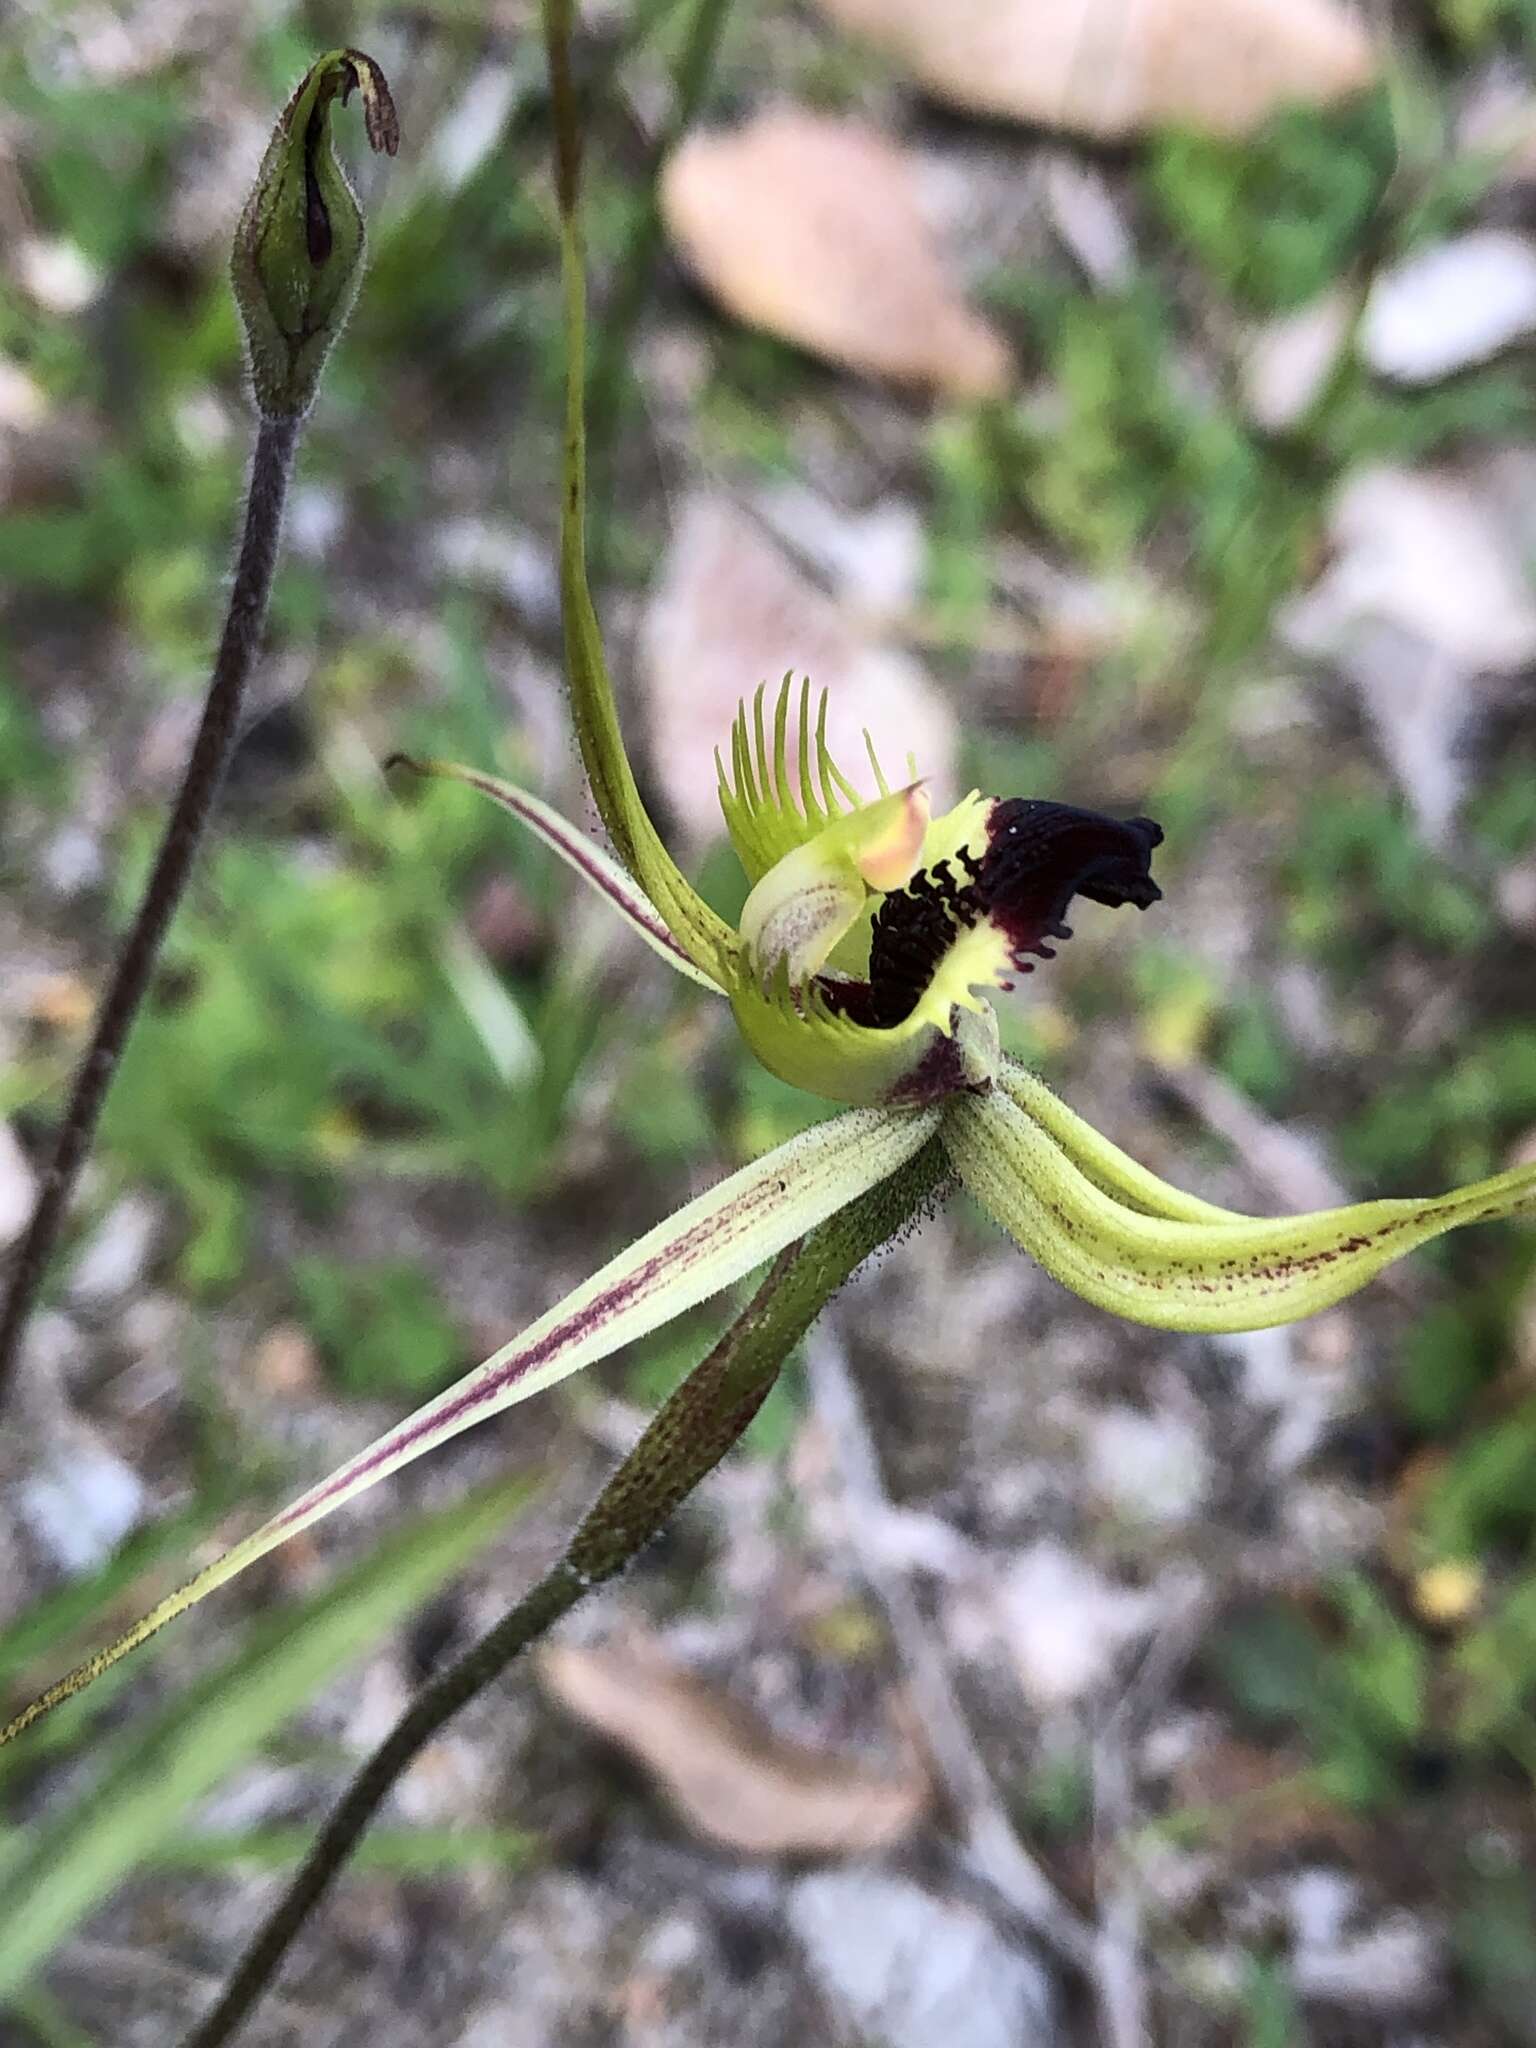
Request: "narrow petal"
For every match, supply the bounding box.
[944,1088,1536,1333]
[390,757,723,992]
[555,211,738,986]
[0,1103,938,1749]
[999,1059,1260,1226]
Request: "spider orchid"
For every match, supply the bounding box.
[4,39,1533,1757]
[392,669,1534,1337]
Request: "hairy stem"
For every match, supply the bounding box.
[178,1140,944,2048]
[0,414,300,1401]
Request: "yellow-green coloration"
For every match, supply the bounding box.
[231,49,399,419]
[717,675,917,885]
[737,774,930,985]
[949,1070,1536,1332]
[715,710,1018,1104]
[4,9,1534,1761]
[550,196,740,986]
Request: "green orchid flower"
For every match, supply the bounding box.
[389,680,1533,1336]
[4,28,1533,1760]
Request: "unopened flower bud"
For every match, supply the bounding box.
[231,49,398,420]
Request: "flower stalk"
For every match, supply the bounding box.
[0,52,396,1409]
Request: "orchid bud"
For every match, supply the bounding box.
[231,48,398,420]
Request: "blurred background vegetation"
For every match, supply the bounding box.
[2,1,1536,2042]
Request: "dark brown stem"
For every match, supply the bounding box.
[0,413,300,1401]
[177,1140,946,2048]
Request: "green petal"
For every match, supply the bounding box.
[944,1087,1536,1333]
[390,757,723,991]
[554,209,737,986]
[0,1103,938,1749]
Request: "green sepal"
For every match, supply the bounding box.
[999,1059,1261,1224]
[549,116,738,985]
[388,756,724,992]
[944,1086,1536,1333]
[0,1102,938,1752]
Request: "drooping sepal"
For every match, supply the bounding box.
[231,49,398,420]
[0,1102,940,1751]
[1000,1059,1260,1225]
[945,1085,1536,1333]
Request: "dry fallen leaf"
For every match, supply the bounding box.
[787,1868,1056,2048]
[538,1637,927,1855]
[1241,291,1351,432]
[993,1540,1160,1708]
[660,110,1010,397]
[248,1321,322,1399]
[25,971,97,1034]
[811,0,1377,140]
[640,490,957,846]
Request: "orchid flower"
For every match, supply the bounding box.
[393,686,1534,1335]
[5,31,1534,1763]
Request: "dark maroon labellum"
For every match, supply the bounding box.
[824,800,1163,1030]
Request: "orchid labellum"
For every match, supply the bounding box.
[4,34,1532,1759]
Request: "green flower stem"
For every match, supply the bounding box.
[0,413,301,1404]
[178,1139,946,2048]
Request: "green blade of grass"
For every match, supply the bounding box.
[148,1822,537,1877]
[0,1471,537,1997]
